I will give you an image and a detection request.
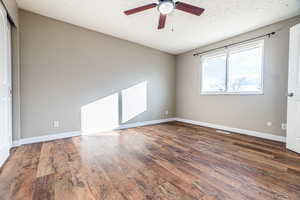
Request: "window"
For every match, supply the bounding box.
[201,40,264,94]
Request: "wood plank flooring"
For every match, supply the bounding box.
[1,122,300,200]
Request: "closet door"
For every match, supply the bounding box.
[287,24,300,154]
[0,3,12,167]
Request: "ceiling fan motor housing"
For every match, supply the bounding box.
[158,0,175,15]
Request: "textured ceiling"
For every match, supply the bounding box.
[17,0,300,55]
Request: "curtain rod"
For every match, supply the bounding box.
[193,31,276,57]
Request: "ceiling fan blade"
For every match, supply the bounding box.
[158,14,167,29]
[124,3,157,15]
[175,2,205,16]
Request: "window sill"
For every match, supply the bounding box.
[200,91,264,96]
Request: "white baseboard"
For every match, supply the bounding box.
[0,149,10,168]
[174,118,286,143]
[12,117,285,147]
[12,118,176,147]
[12,131,81,147]
[117,118,176,129]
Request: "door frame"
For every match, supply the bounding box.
[0,2,12,167]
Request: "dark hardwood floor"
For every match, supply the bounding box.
[1,121,300,200]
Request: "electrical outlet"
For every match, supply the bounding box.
[281,123,287,130]
[165,110,169,116]
[53,120,60,128]
[267,122,272,127]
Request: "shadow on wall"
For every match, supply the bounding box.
[81,81,147,134]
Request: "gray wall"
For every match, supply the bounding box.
[20,10,175,139]
[19,9,300,139]
[176,16,300,137]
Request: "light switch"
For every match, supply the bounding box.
[53,120,60,128]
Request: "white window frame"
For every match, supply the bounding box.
[200,39,265,95]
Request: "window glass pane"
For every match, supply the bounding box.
[228,46,263,92]
[202,54,226,92]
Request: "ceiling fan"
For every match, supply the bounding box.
[124,0,205,30]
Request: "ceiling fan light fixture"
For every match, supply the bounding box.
[158,0,175,15]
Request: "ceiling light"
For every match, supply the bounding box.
[158,0,175,15]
